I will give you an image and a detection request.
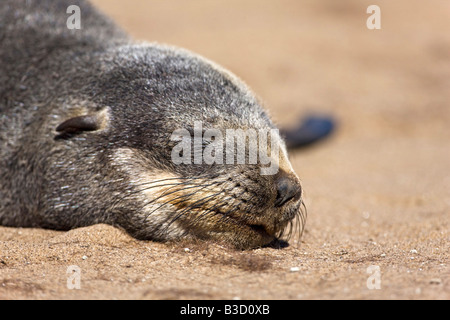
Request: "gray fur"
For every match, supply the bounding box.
[0,0,303,248]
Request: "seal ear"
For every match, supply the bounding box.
[56,115,101,134]
[56,108,109,136]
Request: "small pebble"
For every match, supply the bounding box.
[429,278,442,285]
[184,248,190,253]
[82,256,88,260]
[290,267,300,272]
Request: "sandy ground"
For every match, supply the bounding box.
[1,0,449,300]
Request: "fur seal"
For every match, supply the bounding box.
[0,0,333,249]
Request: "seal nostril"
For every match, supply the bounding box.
[274,176,301,208]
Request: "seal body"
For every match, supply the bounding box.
[0,0,304,249]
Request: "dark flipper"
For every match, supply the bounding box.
[280,115,336,150]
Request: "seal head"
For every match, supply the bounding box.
[63,44,305,249]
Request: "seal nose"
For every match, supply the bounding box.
[274,175,302,208]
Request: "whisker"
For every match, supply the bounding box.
[300,200,308,235]
[142,181,224,222]
[216,199,246,225]
[110,181,188,210]
[110,174,219,208]
[218,191,258,226]
[295,200,307,244]
[188,200,229,228]
[157,189,229,236]
[173,192,225,223]
[130,174,219,190]
[184,189,242,227]
[111,176,217,210]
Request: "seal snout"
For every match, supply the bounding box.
[274,173,302,208]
